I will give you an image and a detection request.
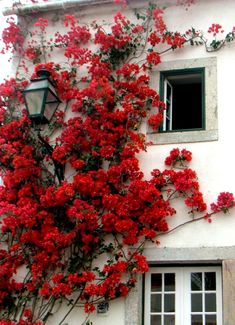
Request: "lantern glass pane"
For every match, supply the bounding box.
[25,79,49,91]
[25,90,45,116]
[45,90,58,103]
[44,102,59,121]
[48,82,57,96]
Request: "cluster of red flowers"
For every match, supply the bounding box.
[177,0,195,6]
[165,148,192,166]
[34,18,49,30]
[1,18,24,53]
[0,3,233,325]
[210,192,235,213]
[208,23,224,36]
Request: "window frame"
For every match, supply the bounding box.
[160,67,205,133]
[144,265,222,325]
[147,57,218,145]
[125,249,235,325]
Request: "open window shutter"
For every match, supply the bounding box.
[163,79,173,131]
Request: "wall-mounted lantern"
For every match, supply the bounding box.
[22,68,64,183]
[22,68,61,124]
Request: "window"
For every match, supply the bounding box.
[160,69,204,132]
[144,266,222,325]
[147,57,218,144]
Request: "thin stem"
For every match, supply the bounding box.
[81,314,92,325]
[37,296,55,320]
[126,14,151,64]
[43,298,57,324]
[58,290,84,325]
[159,212,216,236]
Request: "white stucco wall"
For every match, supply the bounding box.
[140,0,235,249]
[5,0,235,324]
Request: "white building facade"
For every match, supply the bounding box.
[3,0,235,324]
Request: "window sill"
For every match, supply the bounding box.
[147,129,218,145]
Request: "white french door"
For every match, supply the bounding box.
[145,266,222,325]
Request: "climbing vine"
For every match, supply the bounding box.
[0,1,234,324]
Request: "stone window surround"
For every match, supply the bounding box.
[125,246,235,325]
[147,57,218,145]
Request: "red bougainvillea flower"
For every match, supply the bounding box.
[208,23,224,36]
[165,148,192,166]
[211,192,235,213]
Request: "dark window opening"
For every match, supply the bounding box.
[161,70,204,132]
[172,83,202,130]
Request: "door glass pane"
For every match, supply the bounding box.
[151,274,162,292]
[165,273,175,291]
[191,293,202,312]
[151,294,161,312]
[164,315,175,325]
[151,314,161,325]
[191,314,203,325]
[164,294,175,312]
[166,101,171,115]
[205,272,216,290]
[166,116,170,130]
[205,314,216,325]
[191,273,202,291]
[205,293,216,312]
[166,101,171,130]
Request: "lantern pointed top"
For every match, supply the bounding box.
[36,68,51,78]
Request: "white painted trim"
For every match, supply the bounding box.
[163,79,173,131]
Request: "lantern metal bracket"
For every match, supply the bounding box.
[37,132,65,184]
